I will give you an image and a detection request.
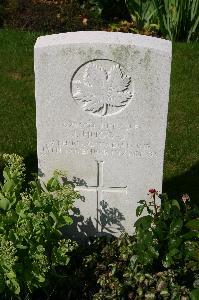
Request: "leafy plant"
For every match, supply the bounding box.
[126,0,158,31]
[91,189,199,299]
[152,0,199,41]
[88,0,159,34]
[0,154,79,298]
[87,0,199,40]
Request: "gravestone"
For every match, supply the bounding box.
[34,31,172,238]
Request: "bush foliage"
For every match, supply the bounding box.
[0,154,198,299]
[40,192,199,299]
[57,190,198,299]
[91,191,199,299]
[0,154,79,298]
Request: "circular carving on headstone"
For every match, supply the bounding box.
[71,59,134,117]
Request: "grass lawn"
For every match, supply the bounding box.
[0,29,198,199]
[0,29,39,175]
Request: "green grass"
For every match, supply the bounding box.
[164,42,199,199]
[0,29,198,199]
[0,29,39,174]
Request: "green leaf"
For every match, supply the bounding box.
[148,245,159,258]
[186,219,199,230]
[110,264,117,275]
[2,179,15,194]
[169,248,179,257]
[162,201,170,219]
[145,291,156,299]
[170,218,183,234]
[136,205,145,217]
[172,199,180,210]
[50,211,58,224]
[47,176,60,191]
[138,200,146,205]
[160,289,169,296]
[169,237,182,249]
[3,166,10,181]
[15,201,27,217]
[37,274,45,283]
[182,231,199,240]
[6,271,20,295]
[130,255,138,269]
[134,215,153,229]
[162,254,174,268]
[0,194,10,210]
[193,279,199,289]
[16,244,27,249]
[63,215,73,225]
[190,289,199,300]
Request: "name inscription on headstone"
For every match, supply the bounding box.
[41,121,156,159]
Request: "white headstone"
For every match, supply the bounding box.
[34,31,172,238]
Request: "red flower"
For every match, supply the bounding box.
[148,189,159,199]
[149,189,157,194]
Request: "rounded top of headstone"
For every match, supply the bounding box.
[35,31,171,54]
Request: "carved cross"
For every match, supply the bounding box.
[75,161,127,231]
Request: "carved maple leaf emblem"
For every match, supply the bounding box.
[72,62,133,116]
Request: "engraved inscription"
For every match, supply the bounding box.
[71,60,134,117]
[41,121,157,159]
[75,161,127,231]
[41,140,156,158]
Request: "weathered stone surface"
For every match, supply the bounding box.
[34,31,172,238]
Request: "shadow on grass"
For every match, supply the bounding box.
[163,161,199,205]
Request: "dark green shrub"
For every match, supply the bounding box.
[89,0,199,41]
[126,0,158,31]
[89,190,199,299]
[44,190,199,299]
[0,154,79,298]
[126,0,199,41]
